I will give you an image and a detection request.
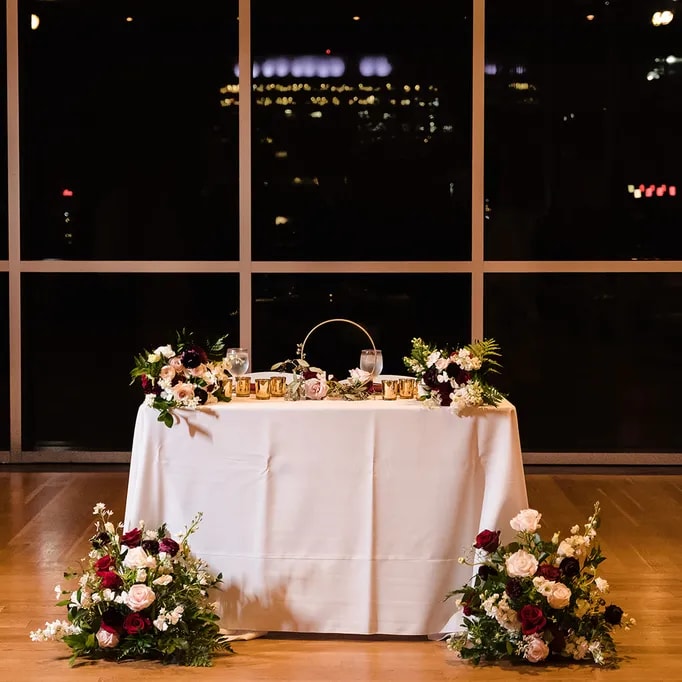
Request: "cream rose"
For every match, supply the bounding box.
[125,584,156,612]
[159,365,176,381]
[171,383,195,402]
[505,549,539,578]
[510,509,542,533]
[123,546,156,570]
[547,582,572,609]
[304,376,328,400]
[169,356,184,370]
[524,635,549,663]
[96,627,120,648]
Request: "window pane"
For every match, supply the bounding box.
[250,1,472,260]
[252,273,471,377]
[485,2,682,259]
[0,275,8,450]
[19,0,238,260]
[1,5,7,260]
[485,273,682,452]
[21,273,239,451]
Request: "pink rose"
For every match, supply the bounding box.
[125,584,156,612]
[189,363,207,377]
[96,627,120,648]
[524,635,549,663]
[169,356,184,371]
[304,376,328,400]
[510,509,542,533]
[547,582,572,609]
[171,382,195,402]
[159,365,176,381]
[505,549,539,578]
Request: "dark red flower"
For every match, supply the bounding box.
[121,528,142,548]
[181,345,208,369]
[478,564,498,580]
[559,556,580,578]
[90,531,110,549]
[94,555,115,572]
[519,604,547,635]
[140,375,161,396]
[159,537,180,556]
[505,578,523,599]
[474,529,501,553]
[123,612,151,635]
[97,570,122,590]
[604,604,623,625]
[141,539,159,555]
[101,608,124,633]
[536,563,562,582]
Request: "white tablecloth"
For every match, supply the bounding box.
[124,398,528,636]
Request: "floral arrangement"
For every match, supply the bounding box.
[30,503,233,667]
[446,502,635,666]
[130,329,233,427]
[403,337,505,413]
[271,353,374,401]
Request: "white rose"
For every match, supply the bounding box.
[505,549,539,578]
[123,546,156,570]
[125,584,156,612]
[547,582,572,609]
[96,627,120,648]
[510,509,542,533]
[525,635,549,663]
[434,357,449,371]
[154,345,175,358]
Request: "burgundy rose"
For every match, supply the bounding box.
[505,578,523,599]
[159,537,180,556]
[141,539,159,555]
[519,604,547,635]
[474,529,501,553]
[97,570,122,590]
[121,528,142,548]
[140,374,161,396]
[559,556,580,578]
[194,387,208,405]
[123,612,152,635]
[478,564,498,580]
[548,624,566,652]
[422,366,440,389]
[604,604,623,625]
[462,599,474,616]
[536,563,562,582]
[94,555,115,572]
[181,345,208,369]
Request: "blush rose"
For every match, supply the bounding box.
[125,584,156,612]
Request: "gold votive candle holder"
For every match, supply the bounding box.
[270,375,287,397]
[398,377,417,399]
[381,379,398,401]
[255,378,271,400]
[235,376,251,398]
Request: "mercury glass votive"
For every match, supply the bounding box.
[255,378,271,400]
[270,375,287,397]
[236,376,251,398]
[398,377,417,399]
[381,379,398,401]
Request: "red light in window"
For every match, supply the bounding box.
[62,189,73,197]
[670,186,677,197]
[325,49,331,55]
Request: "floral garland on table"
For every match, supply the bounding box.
[271,352,374,401]
[403,337,505,413]
[30,503,233,667]
[130,329,232,427]
[446,502,635,666]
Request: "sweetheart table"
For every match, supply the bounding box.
[124,397,528,636]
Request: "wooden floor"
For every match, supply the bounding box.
[1,465,681,682]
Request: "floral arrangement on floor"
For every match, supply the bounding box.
[30,503,233,667]
[403,337,505,413]
[271,353,374,401]
[130,329,232,427]
[446,502,635,666]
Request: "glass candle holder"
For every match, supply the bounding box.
[270,375,287,397]
[398,377,417,399]
[381,379,398,401]
[255,378,271,400]
[235,376,251,398]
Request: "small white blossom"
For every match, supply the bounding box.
[92,503,106,515]
[594,577,610,593]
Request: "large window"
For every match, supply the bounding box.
[19,0,239,260]
[250,1,472,260]
[484,1,682,260]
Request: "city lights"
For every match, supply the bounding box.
[629,183,677,198]
[651,10,674,26]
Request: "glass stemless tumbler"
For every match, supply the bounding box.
[359,349,383,378]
